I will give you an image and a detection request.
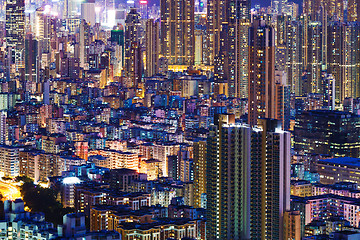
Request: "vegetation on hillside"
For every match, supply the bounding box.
[19,180,74,225]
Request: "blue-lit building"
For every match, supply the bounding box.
[294,110,360,158]
[316,157,360,186]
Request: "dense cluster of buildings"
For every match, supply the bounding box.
[0,0,360,239]
[0,198,120,239]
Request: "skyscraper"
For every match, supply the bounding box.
[160,0,194,65]
[348,0,360,22]
[110,25,125,77]
[79,20,91,69]
[327,21,360,103]
[303,21,323,95]
[277,15,303,95]
[250,118,290,240]
[271,0,282,15]
[5,0,25,78]
[145,19,159,77]
[327,21,344,103]
[209,0,250,98]
[34,7,51,77]
[34,7,45,40]
[81,0,96,26]
[206,115,291,239]
[126,42,142,88]
[206,114,251,240]
[24,34,38,83]
[63,0,79,19]
[276,15,287,72]
[271,0,299,18]
[236,19,251,98]
[324,0,345,21]
[193,138,207,209]
[205,0,223,66]
[274,71,291,130]
[248,19,276,126]
[194,13,206,65]
[125,8,141,87]
[321,72,335,110]
[303,0,345,21]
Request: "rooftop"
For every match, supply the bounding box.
[291,194,360,205]
[118,218,195,231]
[306,110,355,116]
[318,157,360,168]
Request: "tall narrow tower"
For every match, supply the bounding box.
[206,114,251,240]
[206,115,291,240]
[248,19,276,126]
[210,0,250,98]
[250,118,291,239]
[6,0,25,79]
[348,0,360,22]
[145,19,159,77]
[160,0,195,65]
[125,8,141,87]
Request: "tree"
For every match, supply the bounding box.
[20,182,74,225]
[15,176,33,183]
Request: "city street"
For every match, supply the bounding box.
[0,180,21,200]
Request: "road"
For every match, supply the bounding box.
[0,180,21,200]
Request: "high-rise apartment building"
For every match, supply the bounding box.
[276,15,298,74]
[206,115,290,239]
[125,8,141,88]
[0,112,7,145]
[209,0,250,98]
[5,0,24,49]
[63,0,78,19]
[126,42,142,88]
[348,0,360,22]
[193,138,206,209]
[34,8,51,72]
[291,11,360,102]
[236,19,250,99]
[0,145,22,177]
[250,118,291,239]
[19,150,42,181]
[321,72,335,110]
[283,17,302,95]
[205,0,224,66]
[303,0,345,21]
[79,20,91,69]
[110,25,125,77]
[288,3,299,19]
[295,9,360,102]
[206,114,251,240]
[145,19,159,77]
[298,15,327,97]
[274,71,291,130]
[248,19,276,126]
[34,7,45,40]
[160,0,194,65]
[194,14,206,65]
[276,18,287,74]
[81,0,95,26]
[327,21,360,103]
[25,34,38,83]
[61,57,80,79]
[5,0,25,78]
